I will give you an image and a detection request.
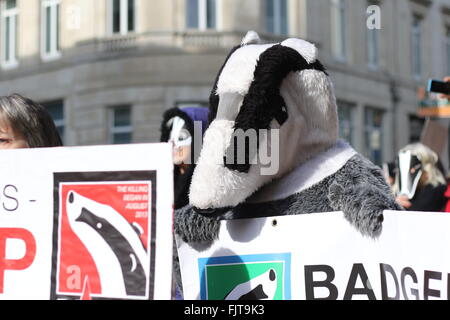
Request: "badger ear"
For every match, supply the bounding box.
[241,30,261,46]
[281,38,317,64]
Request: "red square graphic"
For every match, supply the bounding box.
[55,181,152,299]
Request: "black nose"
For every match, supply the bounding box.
[68,192,74,203]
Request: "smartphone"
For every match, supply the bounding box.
[427,79,450,95]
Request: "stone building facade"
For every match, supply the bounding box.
[1,0,450,166]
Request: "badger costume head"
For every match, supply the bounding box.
[190,31,338,213]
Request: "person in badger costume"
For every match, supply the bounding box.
[174,31,401,251]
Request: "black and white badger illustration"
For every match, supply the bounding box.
[174,31,402,298]
[66,191,148,298]
[224,269,277,300]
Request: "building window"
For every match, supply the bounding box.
[409,115,424,143]
[43,100,65,143]
[331,0,347,61]
[1,0,18,68]
[364,107,384,166]
[41,0,60,60]
[366,2,380,69]
[367,28,380,69]
[186,0,217,30]
[337,101,355,145]
[110,106,132,144]
[110,0,135,35]
[446,27,450,76]
[266,0,288,35]
[411,15,422,78]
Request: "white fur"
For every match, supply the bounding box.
[281,38,317,64]
[189,120,267,208]
[216,43,275,96]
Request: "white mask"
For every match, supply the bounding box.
[166,116,192,147]
[396,150,423,199]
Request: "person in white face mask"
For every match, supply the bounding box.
[394,143,447,211]
[160,107,209,209]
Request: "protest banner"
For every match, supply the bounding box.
[0,143,173,300]
[177,211,450,300]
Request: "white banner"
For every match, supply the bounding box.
[0,143,173,300]
[178,211,450,300]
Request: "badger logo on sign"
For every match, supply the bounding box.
[66,191,148,297]
[50,171,157,300]
[198,253,291,300]
[224,268,278,300]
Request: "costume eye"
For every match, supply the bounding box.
[178,129,190,141]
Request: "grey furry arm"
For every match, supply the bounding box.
[327,154,403,237]
[174,205,221,242]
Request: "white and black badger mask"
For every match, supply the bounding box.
[190,31,339,214]
[396,150,423,200]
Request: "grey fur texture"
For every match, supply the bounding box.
[174,153,402,243]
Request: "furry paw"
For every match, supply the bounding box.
[329,183,391,238]
[174,205,221,243]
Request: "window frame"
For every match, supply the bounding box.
[445,26,450,76]
[265,0,289,35]
[331,0,348,62]
[42,99,65,144]
[108,0,136,35]
[41,0,61,61]
[364,107,384,166]
[1,0,19,69]
[411,14,423,79]
[109,105,133,145]
[367,27,380,69]
[186,0,218,31]
[337,100,355,145]
[366,2,380,70]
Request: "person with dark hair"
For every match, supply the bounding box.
[0,93,63,149]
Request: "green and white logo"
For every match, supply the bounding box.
[198,253,291,300]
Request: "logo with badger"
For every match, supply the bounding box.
[198,253,291,300]
[50,171,157,300]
